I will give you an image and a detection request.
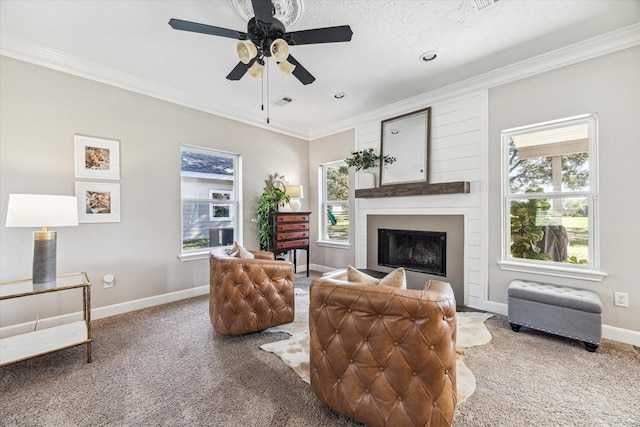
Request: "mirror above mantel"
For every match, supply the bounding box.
[380,107,431,186]
[355,105,469,199]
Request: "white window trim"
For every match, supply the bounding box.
[497,260,606,281]
[499,113,606,281]
[317,240,351,249]
[178,251,211,262]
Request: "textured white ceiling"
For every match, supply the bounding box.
[1,1,639,138]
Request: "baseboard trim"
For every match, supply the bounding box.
[602,324,640,347]
[5,282,637,346]
[308,263,336,274]
[92,285,210,320]
[0,285,209,338]
[481,301,508,316]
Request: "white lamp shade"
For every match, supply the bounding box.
[277,60,296,77]
[6,194,79,228]
[270,39,290,62]
[237,42,258,65]
[286,184,303,199]
[248,61,264,80]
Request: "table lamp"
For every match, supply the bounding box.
[286,185,303,212]
[5,194,79,283]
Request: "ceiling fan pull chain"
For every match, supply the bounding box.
[266,60,270,124]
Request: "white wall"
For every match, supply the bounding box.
[353,92,488,309]
[0,56,308,325]
[488,46,640,334]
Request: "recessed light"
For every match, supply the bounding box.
[390,129,400,135]
[334,92,346,99]
[419,51,438,62]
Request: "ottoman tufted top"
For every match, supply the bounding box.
[508,280,602,314]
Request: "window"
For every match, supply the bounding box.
[499,114,605,281]
[180,145,241,259]
[319,161,349,245]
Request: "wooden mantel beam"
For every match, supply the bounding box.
[354,181,470,199]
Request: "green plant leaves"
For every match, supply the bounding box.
[345,148,396,172]
[510,189,551,260]
[253,184,290,250]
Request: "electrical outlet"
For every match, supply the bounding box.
[103,274,115,289]
[614,292,629,307]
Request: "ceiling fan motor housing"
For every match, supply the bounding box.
[248,17,286,57]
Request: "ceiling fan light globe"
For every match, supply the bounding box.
[237,42,257,64]
[270,39,290,62]
[248,61,264,80]
[278,60,296,77]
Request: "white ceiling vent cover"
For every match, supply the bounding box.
[274,96,295,107]
[475,0,498,11]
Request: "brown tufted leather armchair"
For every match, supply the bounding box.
[309,272,457,427]
[209,248,294,335]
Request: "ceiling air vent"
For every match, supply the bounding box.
[475,0,498,11]
[274,96,295,107]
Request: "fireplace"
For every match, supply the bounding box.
[366,215,464,303]
[378,229,447,276]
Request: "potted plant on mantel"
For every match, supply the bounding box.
[345,148,396,188]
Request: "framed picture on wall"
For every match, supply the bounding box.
[74,134,120,180]
[75,181,121,223]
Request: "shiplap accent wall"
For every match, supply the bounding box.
[354,91,488,309]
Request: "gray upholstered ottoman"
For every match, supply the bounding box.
[507,280,602,352]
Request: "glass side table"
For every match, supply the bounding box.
[0,272,92,366]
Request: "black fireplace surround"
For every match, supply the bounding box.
[378,228,446,276]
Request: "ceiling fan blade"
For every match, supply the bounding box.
[251,0,273,25]
[285,25,353,45]
[287,55,315,85]
[169,18,247,40]
[226,60,252,80]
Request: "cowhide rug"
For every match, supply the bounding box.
[261,288,492,404]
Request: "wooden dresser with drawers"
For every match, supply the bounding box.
[268,212,311,277]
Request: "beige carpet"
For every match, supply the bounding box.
[260,288,493,404]
[2,282,638,426]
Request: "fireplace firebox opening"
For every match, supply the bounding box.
[378,229,446,276]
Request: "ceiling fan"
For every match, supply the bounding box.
[169,0,353,85]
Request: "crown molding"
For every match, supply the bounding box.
[309,23,640,140]
[2,23,638,142]
[0,33,309,140]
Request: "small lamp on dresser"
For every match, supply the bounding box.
[5,194,79,283]
[286,184,303,212]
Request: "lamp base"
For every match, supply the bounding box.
[289,199,302,212]
[33,230,56,284]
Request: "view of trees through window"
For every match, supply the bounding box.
[509,149,589,194]
[506,117,595,266]
[323,163,349,242]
